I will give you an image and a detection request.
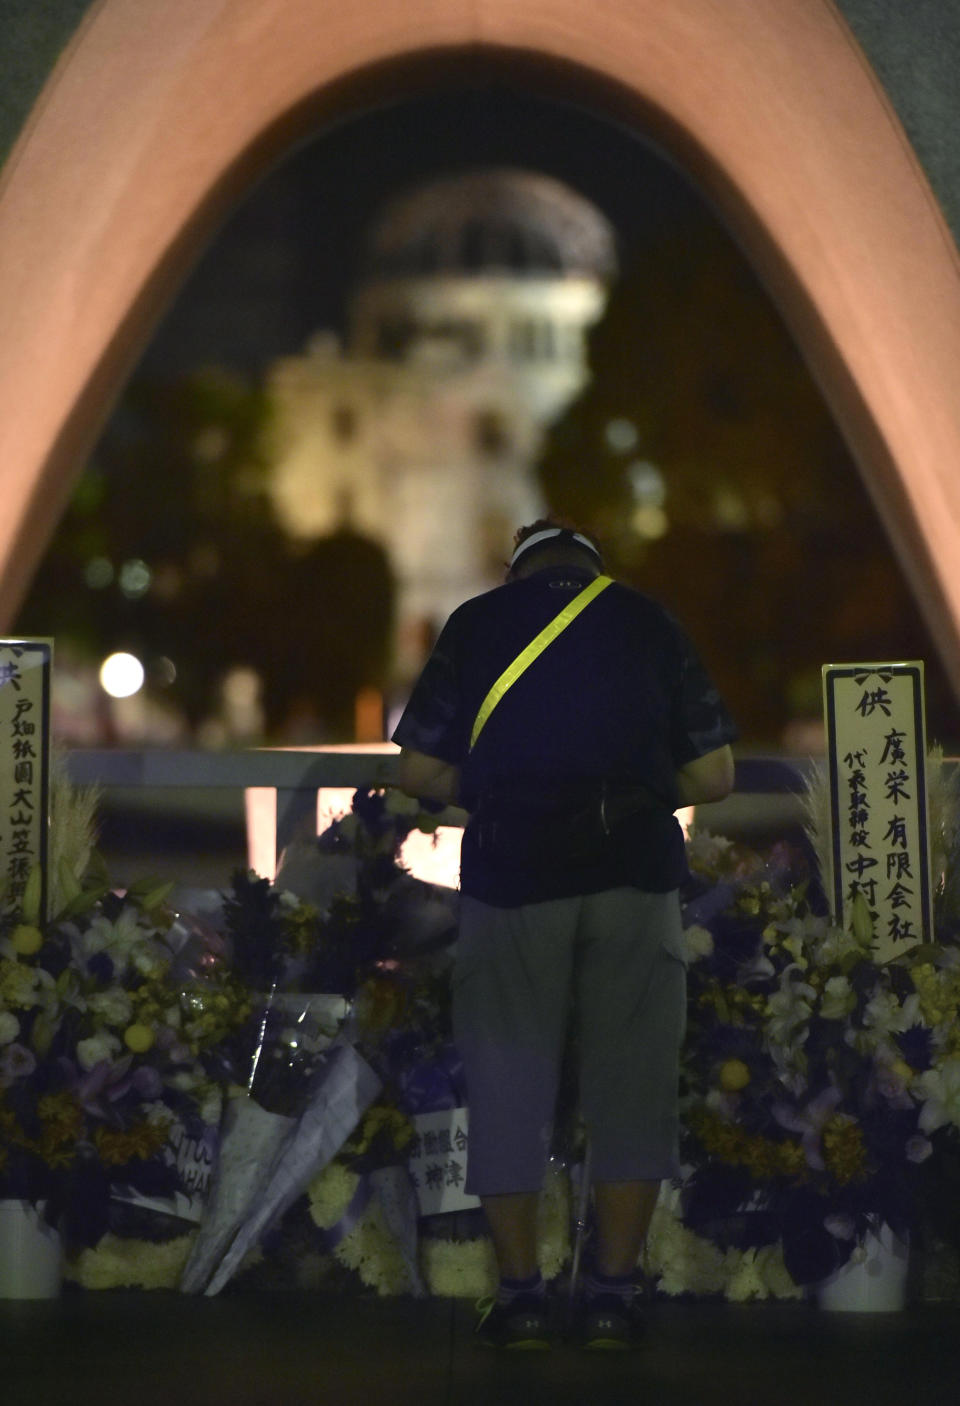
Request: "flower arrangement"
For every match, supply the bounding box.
[39,766,960,1303]
[0,757,250,1247]
[676,767,960,1288]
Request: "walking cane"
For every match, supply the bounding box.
[566,1137,592,1329]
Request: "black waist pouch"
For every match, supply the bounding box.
[473,780,667,868]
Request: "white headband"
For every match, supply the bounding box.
[509,527,602,570]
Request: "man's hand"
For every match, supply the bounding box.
[395,748,462,806]
[675,745,735,807]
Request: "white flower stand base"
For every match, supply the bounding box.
[816,1224,909,1312]
[0,1199,63,1299]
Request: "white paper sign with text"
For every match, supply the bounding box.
[0,641,52,921]
[823,662,932,962]
[407,1106,479,1216]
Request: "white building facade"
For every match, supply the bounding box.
[266,168,616,686]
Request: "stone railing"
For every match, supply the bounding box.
[64,747,815,879]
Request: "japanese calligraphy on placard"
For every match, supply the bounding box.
[0,641,52,922]
[407,1106,479,1216]
[822,662,931,963]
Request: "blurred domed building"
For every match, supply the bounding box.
[266,167,616,686]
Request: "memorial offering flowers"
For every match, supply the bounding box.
[178,785,460,1295]
[48,759,960,1303]
[0,759,251,1247]
[677,761,960,1287]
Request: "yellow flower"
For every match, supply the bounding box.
[10,923,43,956]
[822,1114,869,1185]
[93,1119,169,1165]
[123,1023,155,1053]
[347,1102,415,1156]
[718,1059,751,1092]
[37,1091,83,1141]
[776,1141,808,1176]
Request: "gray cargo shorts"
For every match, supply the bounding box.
[452,887,687,1196]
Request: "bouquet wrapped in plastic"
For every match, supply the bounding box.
[180,981,380,1295]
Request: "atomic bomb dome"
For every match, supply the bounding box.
[267,168,615,700]
[361,167,618,281]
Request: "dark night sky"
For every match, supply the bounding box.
[140,84,709,378]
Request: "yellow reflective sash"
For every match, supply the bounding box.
[469,575,614,751]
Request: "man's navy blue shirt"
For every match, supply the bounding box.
[392,564,737,905]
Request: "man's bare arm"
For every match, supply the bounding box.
[394,747,462,806]
[675,744,735,807]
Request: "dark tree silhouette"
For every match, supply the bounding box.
[538,221,956,745]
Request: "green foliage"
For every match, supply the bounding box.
[15,368,394,739]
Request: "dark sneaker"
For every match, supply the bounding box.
[578,1291,646,1350]
[475,1294,552,1349]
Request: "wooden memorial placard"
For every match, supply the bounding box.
[822,661,932,962]
[0,640,53,922]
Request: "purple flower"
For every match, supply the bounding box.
[60,1055,134,1118]
[132,1064,163,1099]
[772,1084,843,1170]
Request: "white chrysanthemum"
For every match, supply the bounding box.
[333,1202,410,1296]
[918,1057,960,1133]
[308,1161,359,1229]
[87,988,134,1027]
[0,1010,20,1044]
[683,925,715,962]
[64,1233,196,1290]
[0,957,55,1009]
[645,1204,727,1297]
[724,1247,768,1302]
[76,1032,122,1070]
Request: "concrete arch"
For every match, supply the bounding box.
[2,0,960,693]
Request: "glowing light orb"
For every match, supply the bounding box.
[99,652,145,698]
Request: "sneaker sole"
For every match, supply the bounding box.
[480,1338,551,1351]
